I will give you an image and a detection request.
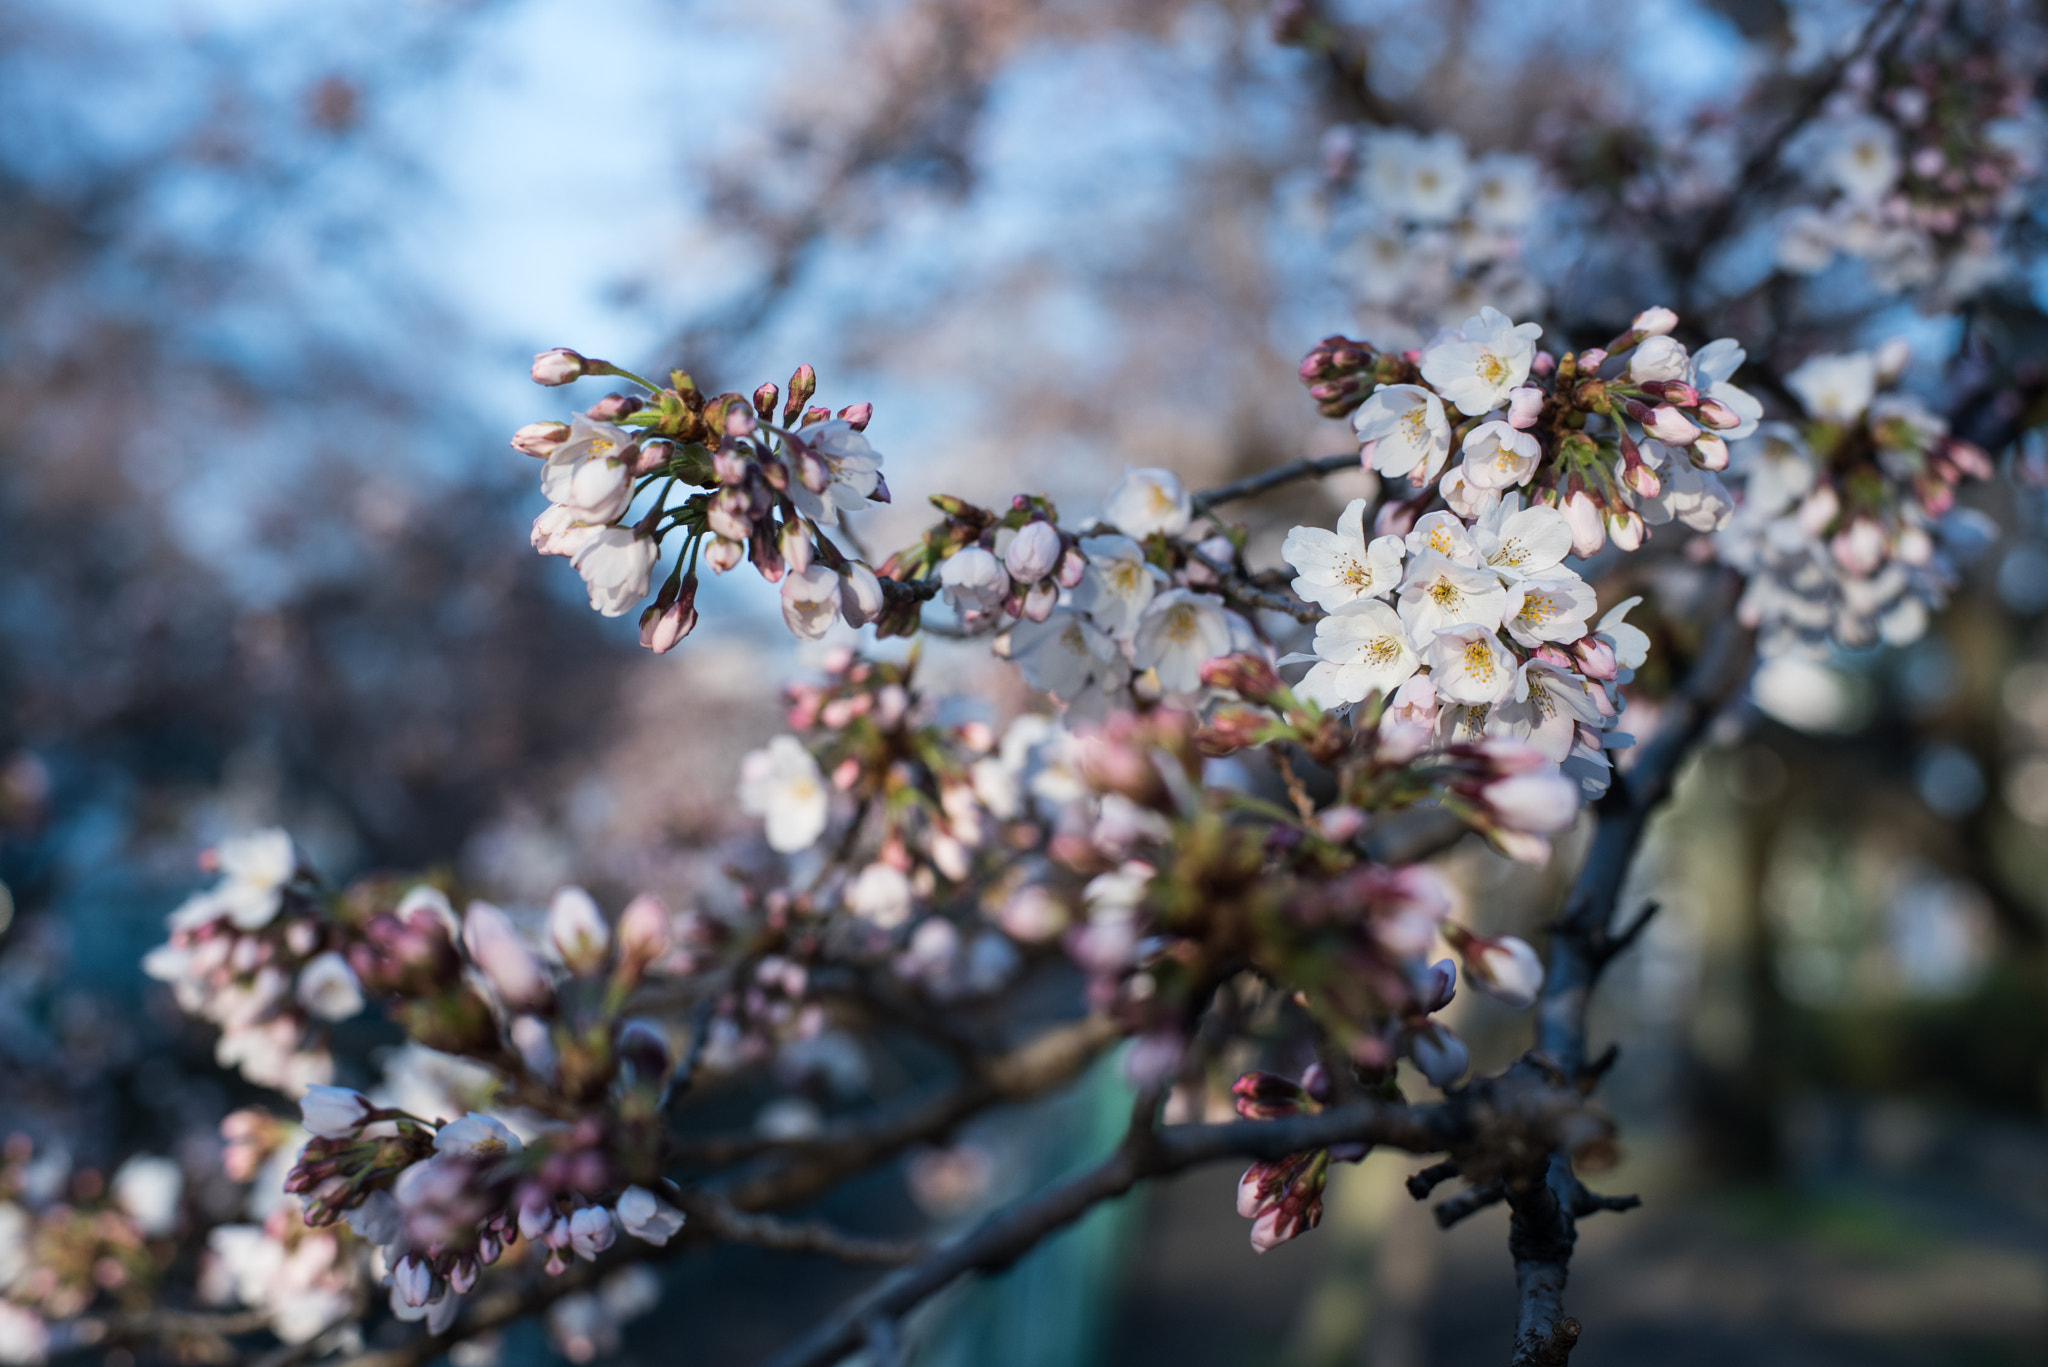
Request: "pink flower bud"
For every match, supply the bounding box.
[585,392,642,422]
[1631,306,1678,336]
[616,894,671,968]
[1448,927,1545,1009]
[1572,634,1619,681]
[1506,386,1546,430]
[531,349,591,386]
[1315,806,1369,844]
[837,402,873,431]
[712,445,749,486]
[1695,396,1739,429]
[1418,958,1457,1013]
[638,574,699,654]
[568,1206,616,1261]
[547,887,611,975]
[1482,770,1581,834]
[300,1085,374,1139]
[1605,508,1645,551]
[1640,379,1698,407]
[1056,546,1087,589]
[630,439,672,477]
[1642,405,1700,445]
[781,519,813,575]
[511,422,571,458]
[1692,434,1729,470]
[704,536,745,574]
[1562,490,1606,556]
[1003,520,1063,583]
[463,901,553,1011]
[1576,347,1608,372]
[1620,460,1661,498]
[708,488,752,542]
[1022,580,1058,621]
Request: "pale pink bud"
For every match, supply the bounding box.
[1562,490,1605,557]
[300,1085,374,1139]
[1692,434,1729,470]
[547,887,611,975]
[1506,386,1546,430]
[630,439,672,476]
[839,563,886,628]
[1418,958,1457,1013]
[724,404,757,438]
[837,402,873,431]
[1003,520,1063,583]
[567,1206,616,1261]
[708,488,752,542]
[704,536,745,574]
[1022,580,1058,622]
[617,893,671,966]
[392,1255,434,1308]
[531,348,592,386]
[638,575,699,654]
[1631,306,1678,336]
[1315,806,1369,843]
[1451,929,1545,1009]
[511,421,571,458]
[1695,396,1740,430]
[1056,547,1087,589]
[780,564,843,640]
[1642,405,1700,445]
[585,392,642,422]
[1605,508,1645,551]
[1620,460,1660,498]
[1576,347,1608,371]
[1482,771,1580,834]
[463,901,553,1011]
[1572,635,1619,681]
[781,519,813,574]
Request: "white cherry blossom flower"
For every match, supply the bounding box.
[171,829,297,932]
[1502,572,1597,647]
[1469,152,1540,230]
[1009,608,1122,701]
[1628,335,1690,384]
[939,547,1011,616]
[571,528,657,618]
[531,504,599,560]
[1281,499,1406,610]
[1633,451,1735,531]
[1133,589,1232,694]
[1437,464,1499,521]
[1281,601,1419,710]
[739,736,830,854]
[1396,550,1508,638]
[295,953,364,1022]
[1404,511,1482,566]
[616,1187,686,1246]
[1474,499,1572,580]
[1072,535,1162,640]
[1363,128,1470,222]
[434,1112,522,1159]
[1460,421,1541,489]
[846,862,914,928]
[463,902,553,1010]
[540,414,636,525]
[1423,625,1517,705]
[788,419,882,527]
[1102,467,1192,539]
[1487,661,1604,762]
[1419,306,1543,416]
[1785,351,1879,422]
[107,1155,181,1237]
[1802,114,1899,203]
[568,1206,616,1261]
[780,564,843,639]
[1352,385,1452,481]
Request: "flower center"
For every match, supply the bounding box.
[1163,605,1200,642]
[1461,640,1496,680]
[1364,638,1402,666]
[1478,353,1509,385]
[1429,580,1461,607]
[1338,556,1371,589]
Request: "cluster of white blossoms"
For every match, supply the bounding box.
[1278,493,1645,799]
[1717,345,1993,654]
[1003,468,1257,710]
[1776,69,2045,307]
[1323,127,1544,343]
[141,830,364,1095]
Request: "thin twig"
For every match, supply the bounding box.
[1189,453,1361,515]
[676,1190,924,1265]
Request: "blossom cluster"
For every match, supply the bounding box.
[520,350,894,649]
[142,830,364,1094]
[1308,125,1544,341]
[1775,21,2046,307]
[1718,345,1993,653]
[0,1140,184,1363]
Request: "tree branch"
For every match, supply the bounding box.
[1189,453,1362,515]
